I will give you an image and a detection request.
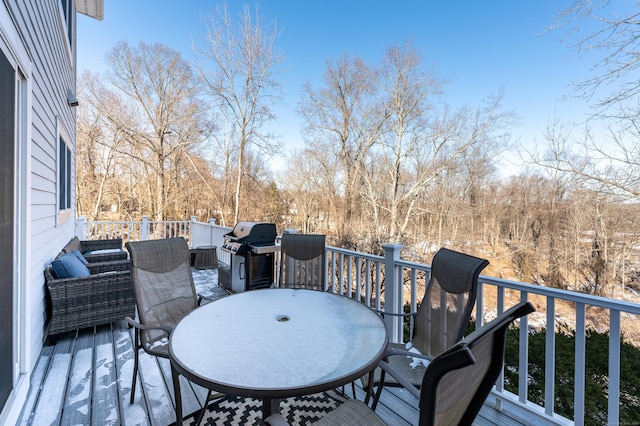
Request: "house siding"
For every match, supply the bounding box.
[1,0,79,422]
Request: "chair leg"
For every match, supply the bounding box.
[172,364,184,426]
[130,330,141,404]
[195,390,225,425]
[364,369,376,404]
[195,390,214,425]
[371,368,386,411]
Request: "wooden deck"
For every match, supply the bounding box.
[16,276,533,425]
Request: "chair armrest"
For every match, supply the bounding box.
[378,360,421,399]
[383,347,432,362]
[84,251,128,263]
[374,309,417,318]
[198,293,217,304]
[125,317,173,335]
[87,259,130,274]
[46,268,130,287]
[80,238,124,252]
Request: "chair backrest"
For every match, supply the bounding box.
[412,248,489,357]
[126,237,198,348]
[278,233,326,290]
[418,301,535,426]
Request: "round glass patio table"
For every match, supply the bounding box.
[169,288,388,424]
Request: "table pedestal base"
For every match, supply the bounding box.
[263,397,281,422]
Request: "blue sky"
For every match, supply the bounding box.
[77,1,598,175]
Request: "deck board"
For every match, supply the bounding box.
[18,318,525,426]
[352,381,415,425]
[17,275,526,425]
[157,356,201,422]
[32,333,74,426]
[16,341,54,426]
[62,328,93,425]
[92,324,120,425]
[113,321,151,426]
[137,351,175,425]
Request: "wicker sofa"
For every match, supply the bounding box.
[44,238,135,338]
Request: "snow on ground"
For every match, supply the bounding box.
[191,268,229,302]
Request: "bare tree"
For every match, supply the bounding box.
[370,42,514,244]
[207,120,238,227]
[77,71,143,220]
[298,53,384,239]
[542,3,640,205]
[374,41,444,242]
[556,1,640,112]
[528,115,640,203]
[198,3,283,224]
[279,148,335,233]
[105,41,210,221]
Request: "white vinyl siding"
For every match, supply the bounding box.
[0,4,78,422]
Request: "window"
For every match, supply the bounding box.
[59,137,72,211]
[58,0,74,63]
[60,0,73,45]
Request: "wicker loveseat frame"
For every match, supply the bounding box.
[44,238,135,338]
[62,236,128,263]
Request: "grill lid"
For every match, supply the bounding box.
[225,222,277,245]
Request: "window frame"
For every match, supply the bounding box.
[0,2,33,401]
[57,0,74,66]
[57,120,73,224]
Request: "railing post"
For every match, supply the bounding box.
[75,216,87,239]
[382,243,404,344]
[189,216,198,248]
[141,216,149,241]
[208,218,216,246]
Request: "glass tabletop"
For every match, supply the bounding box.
[169,288,388,398]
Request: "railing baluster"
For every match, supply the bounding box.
[609,309,621,425]
[410,268,418,342]
[545,296,556,416]
[365,259,371,306]
[575,302,586,425]
[338,253,345,296]
[356,257,362,300]
[495,286,505,412]
[518,291,529,404]
[346,254,353,298]
[375,260,381,311]
[476,281,484,330]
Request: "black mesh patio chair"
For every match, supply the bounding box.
[125,237,223,417]
[264,301,535,426]
[278,233,326,290]
[363,247,489,403]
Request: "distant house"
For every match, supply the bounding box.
[0,1,103,423]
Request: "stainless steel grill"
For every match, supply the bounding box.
[219,222,279,292]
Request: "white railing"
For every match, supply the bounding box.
[78,218,640,425]
[325,243,640,425]
[76,215,232,255]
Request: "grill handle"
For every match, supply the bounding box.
[238,260,245,280]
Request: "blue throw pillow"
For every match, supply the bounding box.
[51,253,91,279]
[69,249,89,265]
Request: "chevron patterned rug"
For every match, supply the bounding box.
[175,392,343,426]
